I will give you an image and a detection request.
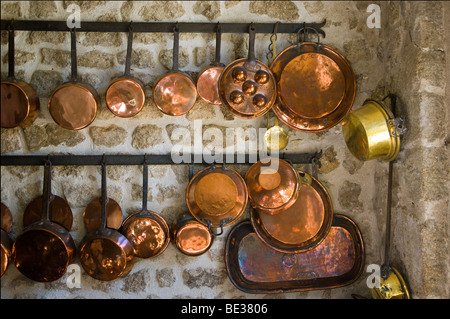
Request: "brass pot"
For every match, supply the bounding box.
[342,98,405,162]
[370,267,411,299]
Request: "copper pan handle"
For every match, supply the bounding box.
[100,156,109,230]
[172,24,179,72]
[7,23,15,79]
[124,22,133,76]
[141,154,149,212]
[70,28,78,82]
[41,160,54,222]
[244,23,260,72]
[212,22,222,66]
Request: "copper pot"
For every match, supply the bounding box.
[120,159,170,259]
[1,26,40,129]
[186,163,248,236]
[12,161,76,282]
[105,24,145,118]
[218,24,277,119]
[153,25,197,116]
[170,212,213,256]
[270,27,355,132]
[1,203,13,277]
[48,29,99,130]
[245,158,299,215]
[196,23,225,105]
[79,161,135,281]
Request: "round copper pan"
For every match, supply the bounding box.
[153,26,197,116]
[120,161,170,259]
[196,23,225,105]
[1,28,40,129]
[49,29,99,130]
[250,171,333,253]
[218,24,276,119]
[271,30,355,132]
[186,163,248,236]
[170,212,213,256]
[245,158,299,215]
[12,162,76,282]
[1,203,13,277]
[23,195,73,231]
[79,162,134,281]
[83,197,123,232]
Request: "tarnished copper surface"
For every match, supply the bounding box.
[1,80,40,128]
[48,82,99,130]
[250,171,333,253]
[153,72,197,116]
[1,229,12,277]
[271,42,355,132]
[83,197,123,232]
[23,195,73,231]
[1,202,13,233]
[225,215,364,293]
[186,164,248,230]
[106,78,145,118]
[245,158,299,215]
[197,66,224,105]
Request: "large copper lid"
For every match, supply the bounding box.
[245,158,299,214]
[250,171,333,253]
[197,66,224,105]
[83,197,123,232]
[23,195,73,231]
[106,78,145,118]
[1,82,31,128]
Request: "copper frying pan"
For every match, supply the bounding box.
[48,28,99,130]
[153,25,197,116]
[12,161,76,282]
[1,203,13,277]
[120,158,170,258]
[79,160,135,281]
[196,23,225,105]
[270,27,355,132]
[1,25,40,128]
[218,24,277,119]
[105,24,145,118]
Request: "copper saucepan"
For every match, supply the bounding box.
[12,161,76,282]
[196,23,225,105]
[153,25,197,116]
[79,160,135,281]
[120,158,170,259]
[1,25,40,129]
[186,163,248,236]
[218,23,277,119]
[48,28,99,130]
[270,27,356,132]
[105,24,145,118]
[1,203,13,277]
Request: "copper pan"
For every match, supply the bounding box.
[106,24,145,118]
[1,203,13,277]
[271,27,355,132]
[79,160,134,281]
[120,158,170,259]
[12,161,76,282]
[218,23,277,119]
[186,163,248,236]
[48,28,99,130]
[245,157,299,215]
[1,26,40,129]
[250,171,333,253]
[196,23,225,105]
[153,25,197,116]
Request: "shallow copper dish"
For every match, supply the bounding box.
[23,195,73,231]
[186,163,248,236]
[245,158,299,215]
[271,28,355,132]
[225,215,364,294]
[1,203,13,277]
[250,171,333,253]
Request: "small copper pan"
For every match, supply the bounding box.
[153,25,197,116]
[12,161,76,282]
[1,26,40,129]
[245,158,299,215]
[196,23,225,105]
[218,24,277,119]
[120,158,170,259]
[106,24,145,118]
[250,171,333,253]
[186,163,248,236]
[1,203,13,277]
[48,28,99,130]
[79,160,135,281]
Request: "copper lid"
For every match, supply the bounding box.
[197,66,224,105]
[83,197,123,232]
[1,203,13,233]
[1,82,30,128]
[245,158,299,214]
[23,195,73,231]
[106,78,145,118]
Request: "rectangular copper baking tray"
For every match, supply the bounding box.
[225,214,364,294]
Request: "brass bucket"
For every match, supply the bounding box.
[342,98,405,162]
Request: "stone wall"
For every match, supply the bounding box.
[0,1,448,299]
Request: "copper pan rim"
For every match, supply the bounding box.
[105,77,146,118]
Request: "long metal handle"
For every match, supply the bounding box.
[70,28,78,81]
[100,158,108,229]
[213,23,222,65]
[8,25,14,78]
[142,155,148,212]
[41,160,53,222]
[124,23,133,76]
[172,24,179,71]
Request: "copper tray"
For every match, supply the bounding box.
[225,215,364,294]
